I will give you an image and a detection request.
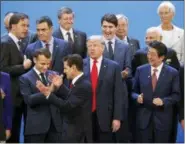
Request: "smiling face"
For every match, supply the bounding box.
[34,55,51,73]
[116,18,128,39]
[59,13,74,31]
[102,21,117,40]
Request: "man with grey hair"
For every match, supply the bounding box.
[157,1,184,63]
[83,35,127,142]
[132,26,180,75]
[53,7,87,58]
[116,14,140,58]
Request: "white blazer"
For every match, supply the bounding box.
[158,24,184,63]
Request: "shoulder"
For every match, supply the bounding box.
[137,64,150,71]
[0,72,10,79]
[164,64,178,75]
[74,29,87,37]
[54,37,68,45]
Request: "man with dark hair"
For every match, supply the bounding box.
[101,13,131,142]
[0,72,12,142]
[19,48,63,143]
[0,12,32,142]
[35,54,92,142]
[132,40,180,142]
[53,7,87,58]
[25,16,71,75]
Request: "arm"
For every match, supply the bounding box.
[0,42,26,76]
[124,46,132,77]
[19,76,49,107]
[3,74,12,130]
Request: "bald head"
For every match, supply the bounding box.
[145,27,163,46]
[4,12,14,31]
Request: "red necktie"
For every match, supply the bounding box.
[70,83,73,89]
[152,69,158,91]
[91,60,98,112]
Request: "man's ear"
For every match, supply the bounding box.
[33,57,36,64]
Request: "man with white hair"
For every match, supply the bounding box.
[116,14,140,58]
[132,26,180,75]
[157,1,184,63]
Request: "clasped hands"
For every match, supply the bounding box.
[36,74,63,97]
[137,93,164,106]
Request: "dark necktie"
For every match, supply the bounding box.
[18,40,24,54]
[45,43,50,49]
[66,32,73,43]
[108,41,114,60]
[40,73,48,86]
[91,60,98,112]
[152,69,158,91]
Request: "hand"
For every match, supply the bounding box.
[153,98,163,106]
[137,93,143,104]
[23,58,32,69]
[121,68,129,79]
[36,80,51,96]
[5,130,11,140]
[0,89,5,99]
[181,119,184,130]
[49,74,63,88]
[112,120,121,132]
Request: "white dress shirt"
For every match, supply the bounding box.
[8,33,21,50]
[72,72,84,85]
[103,37,116,53]
[90,56,103,75]
[60,26,74,42]
[151,62,164,80]
[41,37,54,55]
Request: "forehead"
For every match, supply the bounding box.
[159,5,171,12]
[102,21,115,27]
[18,18,29,24]
[61,13,73,18]
[87,39,102,45]
[146,31,157,37]
[118,18,127,24]
[148,47,158,54]
[37,55,50,61]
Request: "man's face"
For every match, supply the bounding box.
[63,61,74,80]
[87,39,104,59]
[12,18,29,39]
[158,6,174,24]
[102,21,117,40]
[59,13,74,31]
[34,55,51,73]
[116,18,128,39]
[145,31,161,46]
[147,48,164,67]
[37,22,52,43]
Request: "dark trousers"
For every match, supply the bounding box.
[0,99,5,141]
[136,119,171,143]
[7,103,25,143]
[25,121,62,143]
[92,111,116,143]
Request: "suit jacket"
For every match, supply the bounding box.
[0,35,27,106]
[0,96,5,141]
[53,28,87,58]
[19,69,63,135]
[25,37,71,74]
[178,64,184,121]
[132,64,180,131]
[127,37,140,59]
[158,25,184,63]
[132,47,180,76]
[83,57,125,132]
[103,39,132,77]
[0,72,12,131]
[48,74,92,142]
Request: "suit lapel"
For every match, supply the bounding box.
[96,58,107,95]
[103,44,109,58]
[58,28,64,39]
[114,40,122,62]
[146,65,153,94]
[83,58,91,80]
[51,38,59,68]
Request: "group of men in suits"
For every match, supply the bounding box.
[0,1,184,143]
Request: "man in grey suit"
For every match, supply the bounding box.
[53,7,87,58]
[116,14,140,59]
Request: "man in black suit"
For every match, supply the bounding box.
[19,48,63,143]
[0,92,6,142]
[53,7,87,58]
[0,13,32,143]
[116,14,140,59]
[36,54,92,142]
[1,11,37,52]
[132,27,180,76]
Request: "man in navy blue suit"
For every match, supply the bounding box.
[19,48,63,143]
[83,35,127,142]
[53,7,87,58]
[0,72,12,142]
[132,41,180,142]
[25,16,71,75]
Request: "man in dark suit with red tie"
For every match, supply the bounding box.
[132,41,180,142]
[0,13,32,142]
[83,35,127,142]
[53,7,87,58]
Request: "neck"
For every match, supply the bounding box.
[161,23,173,30]
[73,71,82,79]
[10,31,20,40]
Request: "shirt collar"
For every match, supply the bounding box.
[41,36,54,47]
[72,72,84,85]
[103,36,116,45]
[60,26,73,36]
[8,32,20,44]
[151,62,164,72]
[33,67,42,76]
[90,55,103,64]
